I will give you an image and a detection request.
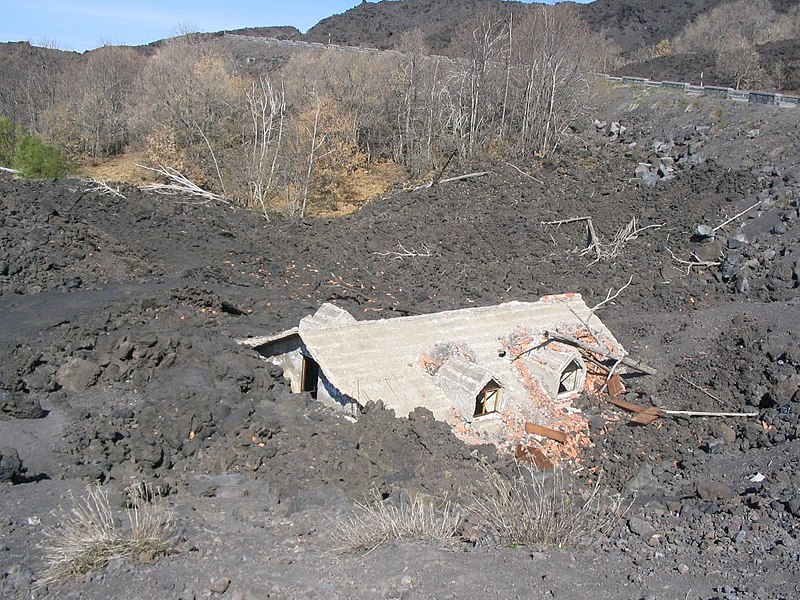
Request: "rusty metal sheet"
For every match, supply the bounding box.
[525,422,568,444]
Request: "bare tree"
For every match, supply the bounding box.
[670,0,795,89]
[449,10,511,156]
[43,45,141,159]
[512,5,597,157]
[130,37,245,189]
[246,75,285,218]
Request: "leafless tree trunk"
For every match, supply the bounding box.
[247,75,285,219]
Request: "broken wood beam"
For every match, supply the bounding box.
[515,444,554,470]
[607,396,646,413]
[525,423,568,444]
[607,373,625,398]
[629,406,662,425]
[547,331,657,376]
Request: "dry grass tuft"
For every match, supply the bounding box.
[466,463,627,549]
[37,483,174,586]
[332,489,463,554]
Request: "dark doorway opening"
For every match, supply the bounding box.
[301,355,319,397]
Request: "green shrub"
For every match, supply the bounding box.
[0,116,22,167]
[14,135,74,178]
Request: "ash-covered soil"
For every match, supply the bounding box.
[1,87,799,599]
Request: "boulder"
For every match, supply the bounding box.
[640,172,658,188]
[57,358,102,392]
[696,480,735,501]
[0,447,22,482]
[0,391,45,419]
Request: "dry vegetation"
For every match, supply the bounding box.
[333,489,463,554]
[464,464,627,549]
[3,0,791,215]
[37,483,174,586]
[0,4,603,218]
[333,464,627,554]
[633,0,800,90]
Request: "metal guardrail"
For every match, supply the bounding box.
[596,73,798,108]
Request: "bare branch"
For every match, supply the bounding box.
[374,242,432,261]
[412,171,491,191]
[591,275,634,313]
[504,161,543,184]
[546,330,657,376]
[192,120,227,201]
[664,245,721,274]
[713,200,761,232]
[83,179,126,199]
[136,164,228,205]
[677,374,723,405]
[541,216,662,264]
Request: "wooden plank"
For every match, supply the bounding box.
[630,406,663,425]
[607,396,645,413]
[529,448,554,470]
[514,444,554,470]
[607,373,625,398]
[525,422,568,444]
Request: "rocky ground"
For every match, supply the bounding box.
[0,84,798,599]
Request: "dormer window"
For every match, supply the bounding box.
[474,381,502,417]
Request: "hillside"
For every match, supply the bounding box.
[301,0,800,91]
[303,0,795,56]
[303,0,508,50]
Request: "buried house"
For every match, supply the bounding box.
[239,294,627,457]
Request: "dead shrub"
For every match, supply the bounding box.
[465,463,626,549]
[332,489,463,554]
[37,483,174,586]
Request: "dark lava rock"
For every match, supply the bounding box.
[0,448,22,483]
[0,391,45,420]
[628,516,656,538]
[696,480,735,501]
[56,357,102,392]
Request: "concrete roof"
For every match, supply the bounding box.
[276,294,623,422]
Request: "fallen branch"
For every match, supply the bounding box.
[136,164,229,205]
[504,162,543,184]
[546,330,657,376]
[664,245,720,274]
[591,275,634,313]
[713,201,761,232]
[374,242,432,261]
[541,216,600,260]
[412,171,490,191]
[541,216,662,264]
[83,179,126,199]
[677,374,722,404]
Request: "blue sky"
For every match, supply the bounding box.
[0,0,592,53]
